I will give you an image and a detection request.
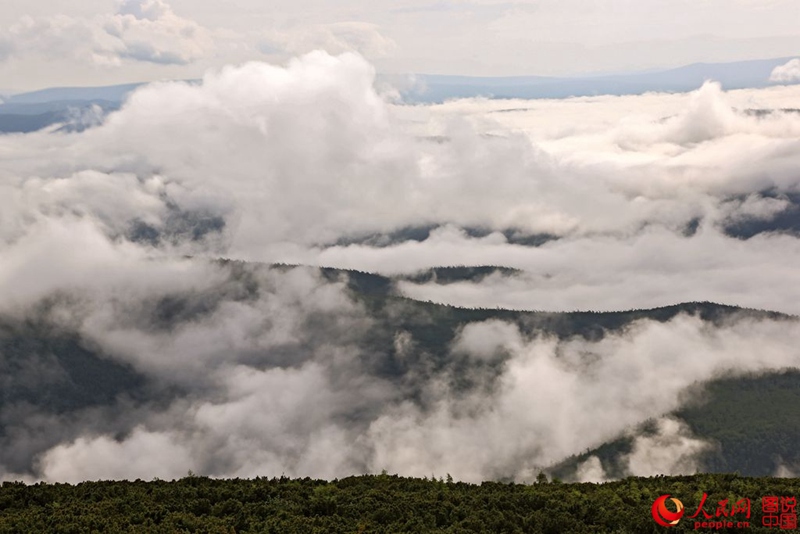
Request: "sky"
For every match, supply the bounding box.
[1,0,799,91]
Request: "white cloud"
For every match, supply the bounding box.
[39,427,195,483]
[775,462,799,478]
[2,55,800,317]
[576,417,713,482]
[575,456,608,484]
[392,227,800,315]
[451,319,524,360]
[2,55,800,318]
[2,0,214,66]
[4,267,800,483]
[261,22,396,59]
[623,418,713,477]
[2,0,800,90]
[770,58,800,83]
[366,315,800,482]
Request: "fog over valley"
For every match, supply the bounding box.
[2,48,800,485]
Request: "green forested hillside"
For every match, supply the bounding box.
[553,370,800,480]
[1,473,798,533]
[1,263,798,481]
[679,372,800,475]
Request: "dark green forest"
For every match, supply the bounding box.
[1,473,798,533]
[553,370,800,480]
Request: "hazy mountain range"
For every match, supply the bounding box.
[398,56,798,102]
[0,57,796,134]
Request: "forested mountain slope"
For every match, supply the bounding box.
[1,262,797,480]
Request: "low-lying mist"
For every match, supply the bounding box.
[1,51,800,483]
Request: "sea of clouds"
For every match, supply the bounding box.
[1,52,800,483]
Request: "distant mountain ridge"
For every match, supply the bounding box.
[0,82,160,134]
[1,57,796,133]
[1,82,144,105]
[1,56,796,110]
[400,56,798,102]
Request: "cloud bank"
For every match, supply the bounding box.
[0,0,396,74]
[1,0,214,66]
[3,269,799,484]
[770,58,800,83]
[260,22,397,60]
[576,418,715,483]
[1,52,800,483]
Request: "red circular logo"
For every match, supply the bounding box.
[652,494,685,527]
